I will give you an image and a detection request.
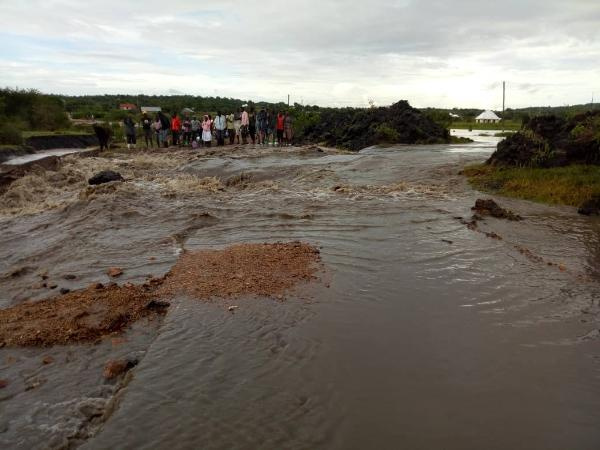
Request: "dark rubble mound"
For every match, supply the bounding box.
[578,194,600,216]
[488,111,600,167]
[88,170,124,185]
[472,199,522,221]
[300,100,450,151]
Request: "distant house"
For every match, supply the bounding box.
[119,103,137,111]
[141,106,162,113]
[181,107,195,115]
[475,110,501,124]
[449,113,460,119]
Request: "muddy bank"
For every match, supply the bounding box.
[0,242,321,347]
[25,134,98,151]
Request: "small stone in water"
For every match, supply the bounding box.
[107,267,123,277]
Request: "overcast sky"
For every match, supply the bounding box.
[1,0,599,108]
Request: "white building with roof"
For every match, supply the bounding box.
[475,110,501,124]
[141,106,162,113]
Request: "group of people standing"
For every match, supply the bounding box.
[125,106,294,150]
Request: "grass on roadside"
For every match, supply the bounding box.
[463,163,600,207]
[22,129,93,138]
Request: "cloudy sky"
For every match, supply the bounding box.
[1,0,599,108]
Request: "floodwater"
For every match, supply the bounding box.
[1,133,600,449]
[2,148,87,165]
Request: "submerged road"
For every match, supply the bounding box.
[1,131,599,449]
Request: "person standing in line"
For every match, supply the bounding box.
[123,114,137,150]
[233,108,242,144]
[257,108,268,145]
[267,109,276,145]
[284,111,294,146]
[241,107,249,144]
[191,116,200,142]
[158,111,170,148]
[202,114,213,147]
[153,114,162,148]
[248,107,256,145]
[141,112,153,148]
[171,113,182,147]
[214,111,226,146]
[182,116,192,146]
[276,111,285,147]
[226,111,235,145]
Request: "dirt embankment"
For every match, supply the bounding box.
[299,100,450,150]
[488,111,600,167]
[25,134,98,150]
[0,242,321,347]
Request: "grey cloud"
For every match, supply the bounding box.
[0,0,598,107]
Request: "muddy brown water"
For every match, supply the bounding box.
[1,131,600,449]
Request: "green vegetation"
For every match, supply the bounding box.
[0,125,24,145]
[64,94,293,121]
[22,129,92,138]
[0,88,71,144]
[464,163,600,207]
[374,123,401,143]
[450,136,474,144]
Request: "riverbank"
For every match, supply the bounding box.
[0,145,36,163]
[0,134,97,163]
[463,163,600,207]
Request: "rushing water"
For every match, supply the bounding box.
[2,148,88,166]
[1,133,600,449]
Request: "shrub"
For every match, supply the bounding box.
[374,123,400,143]
[0,124,23,145]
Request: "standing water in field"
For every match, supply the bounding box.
[0,134,599,450]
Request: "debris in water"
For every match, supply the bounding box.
[0,283,160,347]
[42,356,54,365]
[158,242,321,300]
[88,170,124,185]
[107,267,123,278]
[145,300,170,311]
[0,379,8,389]
[471,199,522,221]
[103,359,138,380]
[228,305,239,312]
[0,242,321,347]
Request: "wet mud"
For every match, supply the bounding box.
[0,242,321,347]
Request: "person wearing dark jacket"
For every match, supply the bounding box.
[123,115,136,149]
[158,111,170,148]
[141,113,153,148]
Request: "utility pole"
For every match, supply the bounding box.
[502,81,506,133]
[287,94,290,107]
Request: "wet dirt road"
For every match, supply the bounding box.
[1,134,599,449]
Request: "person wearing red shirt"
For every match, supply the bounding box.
[171,113,182,147]
[276,111,285,147]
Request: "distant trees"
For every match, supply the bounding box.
[0,88,70,144]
